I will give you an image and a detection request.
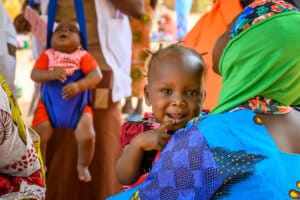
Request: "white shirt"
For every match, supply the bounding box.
[94,0,132,102]
[0,2,17,93]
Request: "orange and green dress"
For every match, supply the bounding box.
[130,0,154,98]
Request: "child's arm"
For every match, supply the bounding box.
[31,67,67,83]
[116,120,174,185]
[62,67,102,99]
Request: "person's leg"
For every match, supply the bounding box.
[74,112,95,182]
[34,121,53,167]
[121,96,133,114]
[91,102,123,199]
[133,97,143,115]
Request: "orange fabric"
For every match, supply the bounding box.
[31,100,92,128]
[183,0,242,109]
[34,51,98,74]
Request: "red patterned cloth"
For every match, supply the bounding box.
[0,170,44,195]
[119,112,160,190]
[119,112,160,148]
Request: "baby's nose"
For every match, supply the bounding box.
[171,94,186,107]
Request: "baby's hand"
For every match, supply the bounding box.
[134,120,175,151]
[49,68,67,82]
[62,82,81,99]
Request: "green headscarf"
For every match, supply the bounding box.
[211,11,300,114]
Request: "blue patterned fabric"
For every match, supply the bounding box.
[138,126,222,200]
[108,126,223,200]
[41,70,91,129]
[107,110,300,199]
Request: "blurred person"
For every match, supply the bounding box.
[151,5,177,42]
[13,0,47,115]
[0,1,17,95]
[0,75,45,199]
[184,0,242,110]
[175,0,193,39]
[31,20,102,183]
[122,0,158,121]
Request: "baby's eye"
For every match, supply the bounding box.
[69,27,78,32]
[186,90,199,96]
[161,89,172,95]
[54,28,62,33]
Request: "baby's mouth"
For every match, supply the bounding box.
[167,113,186,124]
[59,34,67,38]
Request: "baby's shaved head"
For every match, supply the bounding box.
[146,43,206,84]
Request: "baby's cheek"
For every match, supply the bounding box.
[192,106,201,117]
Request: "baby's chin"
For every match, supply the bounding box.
[167,123,186,133]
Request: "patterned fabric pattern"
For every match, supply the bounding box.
[135,126,223,200]
[0,109,11,145]
[0,74,45,199]
[229,0,297,115]
[230,0,297,39]
[119,112,160,174]
[233,96,292,114]
[45,49,87,76]
[211,0,300,114]
[211,147,265,198]
[129,0,154,97]
[120,112,160,148]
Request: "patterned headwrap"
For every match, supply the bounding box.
[211,0,300,114]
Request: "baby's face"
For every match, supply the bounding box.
[51,20,81,53]
[145,53,204,132]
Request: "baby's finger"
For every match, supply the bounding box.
[59,75,66,83]
[158,120,175,133]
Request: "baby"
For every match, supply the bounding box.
[116,43,206,188]
[31,20,102,182]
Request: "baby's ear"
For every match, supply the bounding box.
[144,84,151,106]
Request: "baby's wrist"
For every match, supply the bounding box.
[131,136,145,152]
[76,82,83,93]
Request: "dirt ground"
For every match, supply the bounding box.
[15,12,202,126]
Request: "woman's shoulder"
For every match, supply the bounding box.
[190,109,255,129]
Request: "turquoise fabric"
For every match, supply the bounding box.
[106,186,140,199]
[107,109,300,199]
[195,109,300,199]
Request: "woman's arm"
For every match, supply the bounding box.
[110,0,144,19]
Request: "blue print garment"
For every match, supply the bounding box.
[196,109,300,199]
[107,109,300,199]
[107,125,223,200]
